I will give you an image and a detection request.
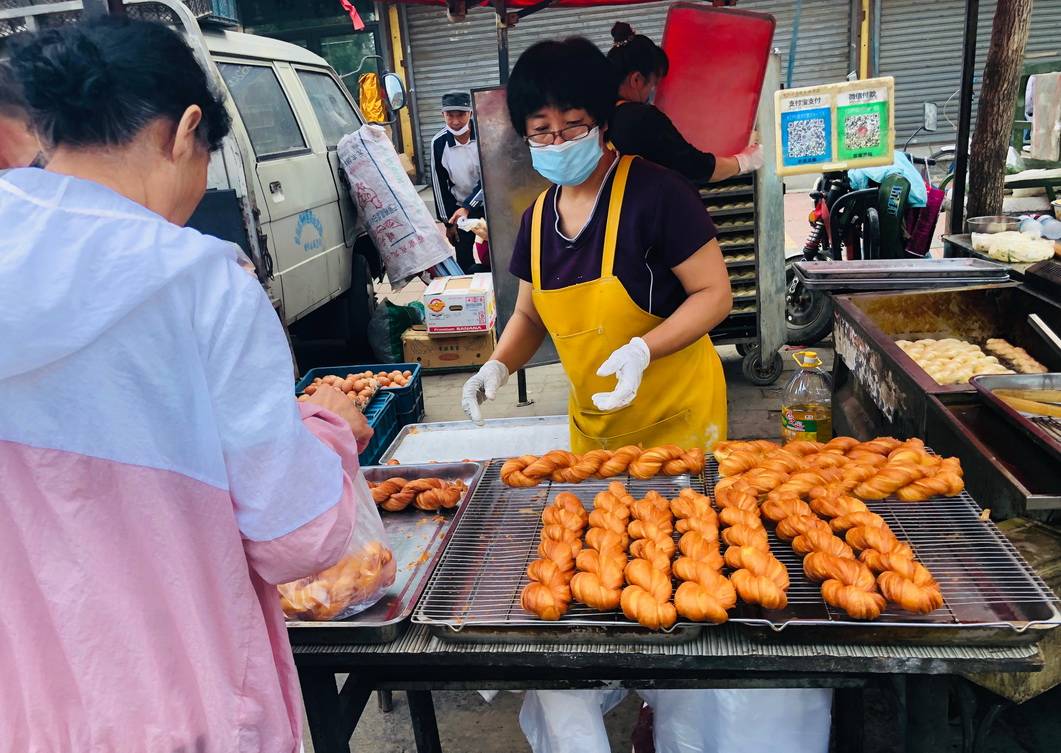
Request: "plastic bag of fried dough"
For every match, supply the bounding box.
[278,475,396,621]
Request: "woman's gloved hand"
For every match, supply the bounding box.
[735,143,764,174]
[462,360,510,424]
[592,337,651,412]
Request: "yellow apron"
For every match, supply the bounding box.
[530,155,727,454]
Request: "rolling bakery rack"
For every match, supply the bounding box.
[702,54,787,387]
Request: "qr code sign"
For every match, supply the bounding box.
[844,113,881,150]
[787,118,827,158]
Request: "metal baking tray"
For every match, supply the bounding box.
[379,415,571,464]
[797,274,1011,292]
[971,373,1061,464]
[286,462,484,644]
[796,258,1010,280]
[415,458,1060,646]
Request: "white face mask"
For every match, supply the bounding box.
[447,123,470,137]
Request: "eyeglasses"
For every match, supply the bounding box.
[525,124,594,147]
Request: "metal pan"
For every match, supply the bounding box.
[286,462,485,644]
[796,258,1009,280]
[379,415,571,464]
[971,373,1061,464]
[797,275,1010,292]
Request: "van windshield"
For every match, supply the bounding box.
[298,70,362,148]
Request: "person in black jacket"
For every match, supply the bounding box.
[606,22,763,185]
[431,90,485,272]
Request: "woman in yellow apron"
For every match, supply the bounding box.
[462,38,832,753]
[461,36,732,454]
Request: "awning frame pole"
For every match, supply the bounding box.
[949,0,979,235]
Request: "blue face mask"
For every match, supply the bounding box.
[529,127,603,186]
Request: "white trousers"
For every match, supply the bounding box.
[519,688,833,753]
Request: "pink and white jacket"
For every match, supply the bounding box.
[0,168,360,753]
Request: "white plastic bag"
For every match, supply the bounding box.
[338,125,454,284]
[277,474,396,620]
[519,689,627,753]
[638,689,832,753]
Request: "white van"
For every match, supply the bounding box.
[2,0,404,359]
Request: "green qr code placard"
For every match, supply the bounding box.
[838,100,889,161]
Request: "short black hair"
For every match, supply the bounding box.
[10,16,230,150]
[607,21,669,81]
[0,62,27,120]
[506,37,616,136]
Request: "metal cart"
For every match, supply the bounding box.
[706,54,787,386]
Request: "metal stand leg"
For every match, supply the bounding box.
[406,690,443,753]
[378,689,394,713]
[905,676,950,753]
[833,686,865,753]
[516,368,534,407]
[298,669,371,753]
[972,701,1009,753]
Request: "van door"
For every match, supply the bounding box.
[216,60,345,323]
[293,66,364,251]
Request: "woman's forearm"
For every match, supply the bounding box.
[709,156,741,182]
[489,308,547,373]
[642,286,733,360]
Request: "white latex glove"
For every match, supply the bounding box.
[462,360,510,425]
[591,337,651,412]
[735,143,764,174]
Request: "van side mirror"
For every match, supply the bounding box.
[922,102,939,132]
[383,73,407,112]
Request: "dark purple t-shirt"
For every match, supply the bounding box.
[509,157,717,317]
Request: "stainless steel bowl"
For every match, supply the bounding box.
[967,215,1020,234]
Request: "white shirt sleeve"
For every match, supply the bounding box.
[195,258,345,541]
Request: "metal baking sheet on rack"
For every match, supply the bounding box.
[796,275,1011,292]
[380,416,570,464]
[796,258,1010,280]
[972,373,1061,464]
[413,459,1060,645]
[286,462,484,644]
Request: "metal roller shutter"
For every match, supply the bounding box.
[881,0,1061,146]
[406,1,852,180]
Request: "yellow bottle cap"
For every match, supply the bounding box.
[792,350,822,368]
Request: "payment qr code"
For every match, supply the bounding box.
[787,118,826,158]
[844,113,881,150]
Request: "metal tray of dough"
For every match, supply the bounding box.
[414,458,1060,646]
[971,373,1061,465]
[285,462,484,644]
[415,462,708,644]
[379,415,571,464]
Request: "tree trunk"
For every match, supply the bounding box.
[966,0,1033,219]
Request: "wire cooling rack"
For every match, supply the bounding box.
[412,459,1061,642]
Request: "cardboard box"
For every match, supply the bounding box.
[422,274,496,334]
[402,326,497,371]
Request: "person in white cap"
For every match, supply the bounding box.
[431,90,485,272]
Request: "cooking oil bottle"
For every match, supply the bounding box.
[781,350,834,443]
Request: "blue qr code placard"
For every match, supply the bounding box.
[781,108,832,166]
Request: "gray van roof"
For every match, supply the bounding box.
[203,28,330,68]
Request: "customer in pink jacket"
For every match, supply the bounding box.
[1,17,369,753]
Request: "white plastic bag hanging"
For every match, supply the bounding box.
[519,689,628,753]
[638,688,833,753]
[338,125,455,284]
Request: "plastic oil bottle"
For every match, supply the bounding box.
[781,350,834,443]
